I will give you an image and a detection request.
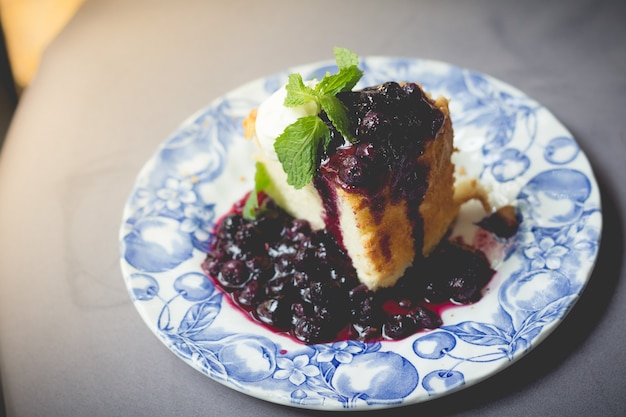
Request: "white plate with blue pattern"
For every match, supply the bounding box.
[119,57,602,410]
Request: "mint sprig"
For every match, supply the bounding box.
[274,47,363,189]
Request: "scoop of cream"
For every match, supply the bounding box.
[255,80,319,160]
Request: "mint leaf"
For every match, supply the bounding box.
[284,73,318,107]
[243,161,272,219]
[321,47,363,94]
[274,116,329,189]
[320,95,355,143]
[334,47,359,69]
[315,65,363,96]
[338,64,364,92]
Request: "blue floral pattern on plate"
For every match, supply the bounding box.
[119,57,601,410]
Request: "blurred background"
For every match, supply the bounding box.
[0,0,84,150]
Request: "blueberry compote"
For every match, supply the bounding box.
[202,195,495,345]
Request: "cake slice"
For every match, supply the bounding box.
[248,81,461,290]
[322,90,459,289]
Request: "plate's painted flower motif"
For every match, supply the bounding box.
[155,177,197,212]
[524,236,569,270]
[274,354,320,386]
[180,204,215,242]
[316,341,364,364]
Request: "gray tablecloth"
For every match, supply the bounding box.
[1,0,625,415]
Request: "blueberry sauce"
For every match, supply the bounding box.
[202,194,495,345]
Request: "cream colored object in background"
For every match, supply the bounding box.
[0,0,84,91]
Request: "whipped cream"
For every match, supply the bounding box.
[255,80,319,160]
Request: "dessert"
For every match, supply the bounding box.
[252,81,459,290]
[202,48,516,344]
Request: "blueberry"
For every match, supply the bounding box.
[302,280,344,305]
[401,82,423,99]
[252,216,283,240]
[294,245,322,270]
[292,317,325,344]
[202,253,222,277]
[265,274,292,297]
[255,297,292,330]
[423,241,494,304]
[355,141,379,161]
[288,219,312,237]
[338,154,370,187]
[348,284,375,303]
[317,302,348,330]
[309,242,329,265]
[355,89,379,113]
[382,314,419,340]
[448,275,479,304]
[358,111,391,141]
[236,280,260,308]
[379,81,406,106]
[329,268,359,288]
[411,306,442,330]
[423,279,448,304]
[275,254,296,274]
[233,223,264,255]
[288,271,309,290]
[290,302,310,323]
[245,255,273,282]
[216,213,244,239]
[218,259,249,289]
[348,285,382,327]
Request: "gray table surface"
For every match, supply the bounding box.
[1,0,625,415]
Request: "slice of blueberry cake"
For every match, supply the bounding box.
[250,80,459,290]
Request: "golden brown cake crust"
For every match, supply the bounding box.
[420,96,459,257]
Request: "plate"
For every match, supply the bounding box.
[119,57,602,410]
